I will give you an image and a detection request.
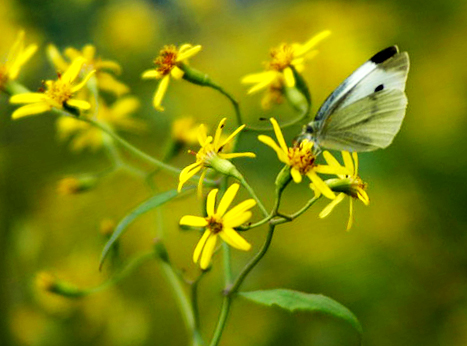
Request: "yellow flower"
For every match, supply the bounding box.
[47,44,129,96]
[0,30,37,89]
[319,151,370,231]
[241,30,330,94]
[178,118,255,193]
[10,57,95,119]
[57,96,143,151]
[180,183,254,270]
[258,117,346,199]
[142,44,202,111]
[171,116,201,145]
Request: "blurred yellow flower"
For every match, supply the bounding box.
[171,116,201,145]
[180,183,254,270]
[0,30,37,89]
[258,118,346,199]
[10,57,95,119]
[142,44,202,111]
[57,96,144,151]
[178,118,255,193]
[47,44,129,96]
[241,30,330,94]
[319,151,369,231]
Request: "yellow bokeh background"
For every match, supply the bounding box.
[1,0,467,345]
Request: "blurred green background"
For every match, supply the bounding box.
[1,0,467,345]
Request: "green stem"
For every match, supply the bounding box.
[208,84,242,126]
[209,296,232,346]
[222,243,233,286]
[271,195,321,226]
[235,175,268,217]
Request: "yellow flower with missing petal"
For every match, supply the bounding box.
[57,96,143,151]
[0,30,37,89]
[142,44,202,111]
[319,151,370,231]
[180,183,254,270]
[241,30,330,94]
[47,44,129,96]
[10,57,95,119]
[178,118,255,193]
[258,118,347,199]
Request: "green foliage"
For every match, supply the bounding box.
[239,289,362,336]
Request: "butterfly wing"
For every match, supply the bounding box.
[302,46,409,152]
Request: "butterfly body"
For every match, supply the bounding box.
[296,45,409,152]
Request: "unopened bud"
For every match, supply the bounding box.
[57,176,98,195]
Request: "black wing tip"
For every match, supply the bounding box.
[370,46,399,64]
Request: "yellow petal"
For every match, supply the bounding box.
[71,70,96,93]
[352,152,359,175]
[170,66,185,80]
[180,215,208,227]
[12,103,51,119]
[6,31,24,69]
[206,188,218,216]
[111,97,140,118]
[96,60,122,74]
[178,44,193,54]
[62,57,86,84]
[197,169,206,199]
[9,44,38,80]
[197,124,208,145]
[307,170,335,199]
[193,230,211,264]
[218,125,246,150]
[97,72,129,96]
[214,118,227,148]
[342,151,354,174]
[290,168,302,183]
[220,152,256,159]
[223,211,252,229]
[357,189,370,206]
[245,72,278,94]
[46,44,69,72]
[142,69,162,79]
[216,183,239,217]
[66,99,91,110]
[10,93,47,104]
[346,199,354,231]
[258,135,289,163]
[319,193,345,218]
[82,45,96,61]
[294,30,331,57]
[64,47,82,61]
[199,233,217,269]
[269,118,289,154]
[176,45,202,61]
[241,70,277,84]
[314,164,350,175]
[323,150,341,168]
[223,199,256,223]
[153,75,170,111]
[219,228,251,251]
[178,163,202,192]
[283,67,295,88]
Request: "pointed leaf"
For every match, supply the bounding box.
[99,189,184,269]
[239,289,362,336]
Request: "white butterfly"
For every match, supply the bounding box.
[296,46,409,152]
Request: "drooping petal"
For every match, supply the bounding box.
[269,118,289,155]
[170,66,185,79]
[219,228,251,251]
[153,75,170,111]
[199,233,217,269]
[290,168,302,183]
[193,230,211,264]
[223,211,252,228]
[216,183,240,217]
[180,215,209,227]
[10,93,48,104]
[11,102,51,119]
[66,99,91,110]
[307,170,335,199]
[346,199,354,231]
[319,193,345,218]
[206,189,218,216]
[141,69,162,79]
[178,162,202,191]
[62,57,86,84]
[283,67,295,88]
[176,45,202,62]
[223,199,256,223]
[294,30,331,57]
[71,70,96,93]
[357,189,370,205]
[257,135,289,163]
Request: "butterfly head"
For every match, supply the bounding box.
[294,123,321,155]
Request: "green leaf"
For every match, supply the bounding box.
[99,189,182,270]
[239,289,362,336]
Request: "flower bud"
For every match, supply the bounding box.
[57,176,98,195]
[35,272,85,298]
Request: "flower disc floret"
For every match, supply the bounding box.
[180,183,255,270]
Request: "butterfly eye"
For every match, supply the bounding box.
[374,84,384,92]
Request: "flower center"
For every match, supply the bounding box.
[154,45,178,75]
[207,216,223,234]
[45,77,73,105]
[349,176,367,197]
[267,44,295,71]
[288,142,315,174]
[0,64,8,88]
